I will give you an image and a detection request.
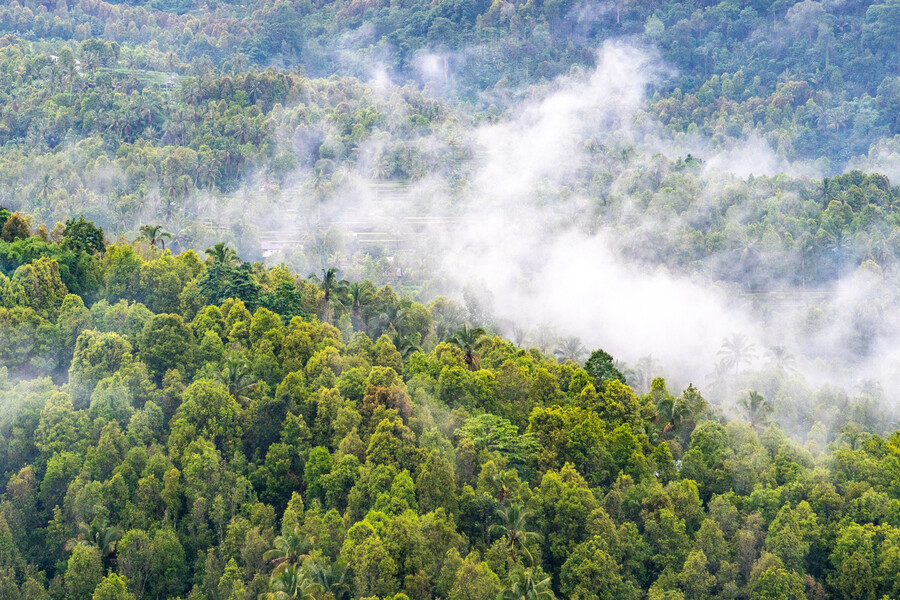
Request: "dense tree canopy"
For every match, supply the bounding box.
[1,0,900,597]
[0,211,898,600]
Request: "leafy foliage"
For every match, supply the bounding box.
[0,0,899,595]
[0,215,898,600]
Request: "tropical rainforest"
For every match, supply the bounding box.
[2,0,900,599]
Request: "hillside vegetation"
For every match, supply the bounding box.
[0,213,899,600]
[3,0,900,598]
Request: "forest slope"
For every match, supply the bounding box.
[0,213,899,600]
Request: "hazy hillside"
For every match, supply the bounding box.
[2,0,900,599]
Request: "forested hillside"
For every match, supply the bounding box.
[3,0,900,599]
[0,0,898,296]
[2,0,899,165]
[1,212,900,600]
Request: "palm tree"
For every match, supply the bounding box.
[656,394,695,438]
[821,177,832,204]
[305,560,351,600]
[430,318,451,342]
[138,224,172,250]
[160,195,178,222]
[346,281,374,321]
[205,242,240,267]
[448,324,488,371]
[511,325,529,348]
[123,50,138,73]
[66,518,123,565]
[391,331,420,359]
[218,352,257,405]
[39,173,55,208]
[553,337,587,364]
[705,359,731,398]
[380,303,409,336]
[263,527,314,574]
[246,76,265,104]
[823,228,851,280]
[310,267,349,324]
[232,52,248,74]
[491,503,542,565]
[198,159,219,192]
[369,156,390,180]
[797,231,816,288]
[430,298,466,342]
[766,346,796,372]
[739,390,772,431]
[490,468,520,505]
[630,355,660,395]
[534,324,557,354]
[838,423,871,450]
[502,566,556,600]
[718,333,757,376]
[108,110,128,138]
[221,136,239,176]
[260,563,318,600]
[170,226,194,254]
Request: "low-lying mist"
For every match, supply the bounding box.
[208,41,900,427]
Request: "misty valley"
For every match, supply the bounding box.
[2,0,900,599]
